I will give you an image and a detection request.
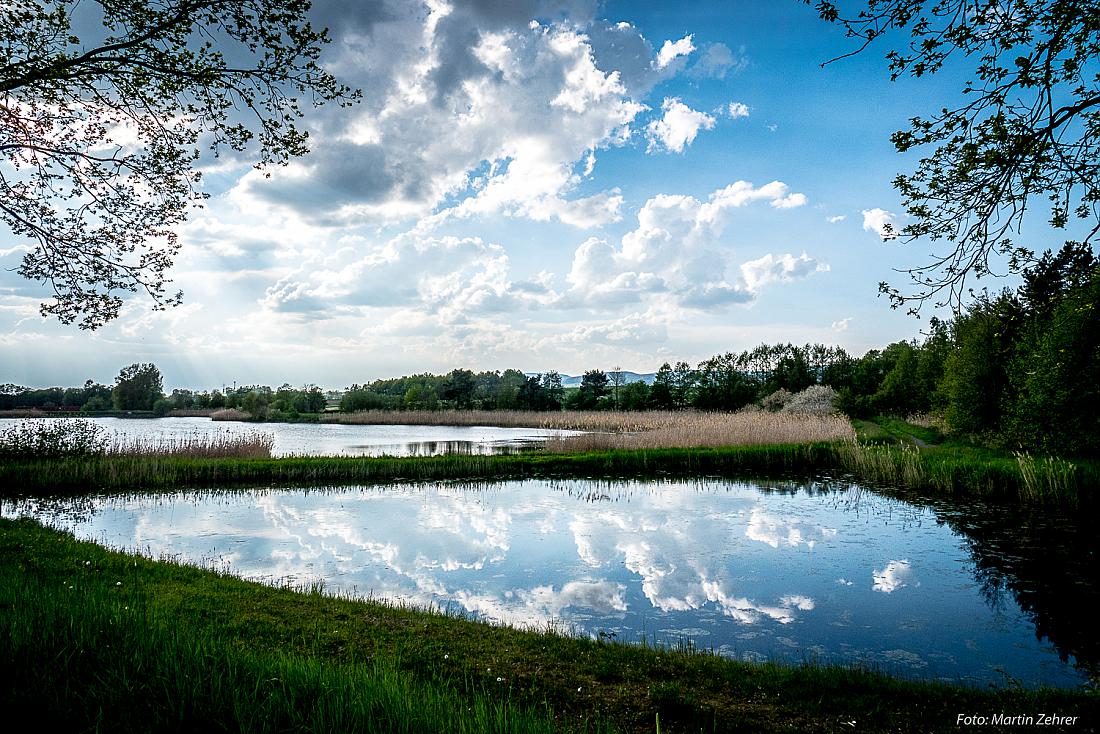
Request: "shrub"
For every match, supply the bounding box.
[781,385,839,415]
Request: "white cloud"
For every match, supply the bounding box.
[563,180,812,310]
[645,98,715,153]
[739,252,829,292]
[238,13,646,230]
[826,214,846,224]
[654,34,695,69]
[862,208,899,239]
[831,317,852,332]
[688,43,747,79]
[726,101,750,119]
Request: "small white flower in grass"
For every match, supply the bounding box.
[496,677,503,683]
[444,654,449,660]
[116,581,122,586]
[84,561,90,566]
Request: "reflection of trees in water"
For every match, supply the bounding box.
[922,499,1099,685]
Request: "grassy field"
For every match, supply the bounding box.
[2,517,1094,734]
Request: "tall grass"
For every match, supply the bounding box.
[1014,452,1079,504]
[544,411,855,452]
[0,418,274,460]
[106,430,275,459]
[211,408,252,421]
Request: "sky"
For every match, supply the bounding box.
[2,0,985,390]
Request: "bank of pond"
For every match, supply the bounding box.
[1,473,1097,732]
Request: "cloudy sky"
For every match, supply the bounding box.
[3,0,967,389]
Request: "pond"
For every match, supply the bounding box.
[6,477,1095,689]
[0,417,583,456]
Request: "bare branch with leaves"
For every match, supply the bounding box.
[809,0,1100,313]
[0,0,358,329]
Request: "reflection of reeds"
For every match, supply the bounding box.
[544,411,855,452]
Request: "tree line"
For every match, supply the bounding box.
[4,247,1096,458]
[1,364,325,421]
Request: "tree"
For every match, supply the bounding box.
[811,1,1100,312]
[441,369,477,408]
[609,366,625,409]
[649,363,676,409]
[575,369,610,410]
[1,0,356,328]
[111,362,163,410]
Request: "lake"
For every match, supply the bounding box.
[6,477,1095,689]
[0,416,583,456]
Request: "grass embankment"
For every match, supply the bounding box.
[3,440,1094,506]
[2,518,1093,734]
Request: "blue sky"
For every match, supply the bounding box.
[2,0,982,389]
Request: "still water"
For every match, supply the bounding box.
[0,417,582,456]
[7,478,1095,689]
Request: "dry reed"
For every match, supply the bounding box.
[329,409,689,432]
[543,411,855,452]
[211,408,251,422]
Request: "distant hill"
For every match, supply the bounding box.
[526,371,657,387]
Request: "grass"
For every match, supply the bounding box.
[2,442,1095,508]
[2,517,1094,734]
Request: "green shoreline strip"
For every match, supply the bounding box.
[3,442,1095,506]
[2,518,1094,734]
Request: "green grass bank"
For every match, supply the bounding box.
[1,518,1094,734]
[3,440,1096,507]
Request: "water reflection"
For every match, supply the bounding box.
[5,478,1094,689]
[0,417,581,457]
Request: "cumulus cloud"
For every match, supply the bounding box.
[258,234,558,323]
[654,34,695,69]
[645,97,716,153]
[831,317,852,332]
[826,214,846,224]
[862,208,899,239]
[564,180,812,309]
[739,252,829,292]
[726,101,750,119]
[237,4,646,229]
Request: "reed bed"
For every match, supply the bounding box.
[106,430,275,459]
[544,411,855,452]
[210,408,251,421]
[0,418,274,460]
[329,409,691,432]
